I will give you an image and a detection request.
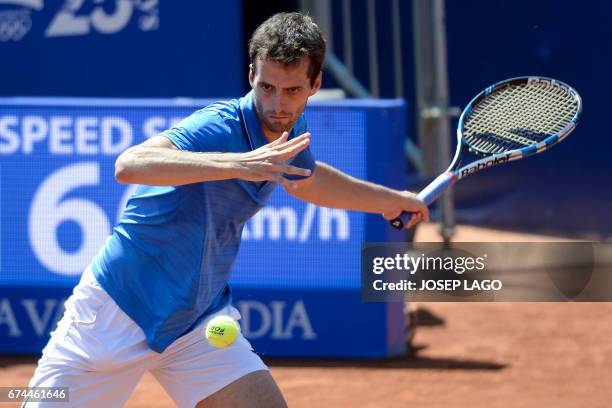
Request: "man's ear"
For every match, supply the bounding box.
[310,71,323,96]
[248,64,255,88]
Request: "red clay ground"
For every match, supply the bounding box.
[1,224,610,407]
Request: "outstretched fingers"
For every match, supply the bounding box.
[275,135,311,160]
[267,131,290,147]
[271,132,309,149]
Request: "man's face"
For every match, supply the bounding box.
[249,56,321,138]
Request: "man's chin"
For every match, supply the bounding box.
[267,122,290,133]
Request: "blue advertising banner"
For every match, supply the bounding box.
[0,97,409,357]
[0,1,243,98]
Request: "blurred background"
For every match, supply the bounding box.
[0,1,611,406]
[2,0,608,238]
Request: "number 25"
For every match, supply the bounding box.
[45,0,133,37]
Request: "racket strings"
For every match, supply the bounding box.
[464,83,579,154]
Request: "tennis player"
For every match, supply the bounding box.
[25,12,428,408]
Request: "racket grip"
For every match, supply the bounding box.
[389,172,455,229]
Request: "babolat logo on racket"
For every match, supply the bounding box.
[528,77,555,86]
[528,77,575,98]
[528,77,562,91]
[460,154,512,178]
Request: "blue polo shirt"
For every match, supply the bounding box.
[91,91,316,352]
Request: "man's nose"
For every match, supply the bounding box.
[271,93,286,112]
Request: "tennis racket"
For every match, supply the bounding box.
[391,76,582,229]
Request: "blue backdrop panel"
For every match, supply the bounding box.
[0,287,404,358]
[0,1,242,98]
[0,97,408,357]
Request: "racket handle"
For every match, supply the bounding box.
[389,172,455,229]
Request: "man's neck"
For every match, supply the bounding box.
[261,127,283,143]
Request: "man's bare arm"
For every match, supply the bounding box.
[115,132,312,187]
[285,161,429,229]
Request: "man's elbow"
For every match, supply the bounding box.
[114,149,136,184]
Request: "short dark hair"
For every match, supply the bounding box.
[249,12,326,86]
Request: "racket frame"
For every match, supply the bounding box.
[391,76,582,229]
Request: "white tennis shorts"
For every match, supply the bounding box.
[25,267,267,408]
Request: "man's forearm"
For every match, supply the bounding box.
[293,161,401,214]
[115,132,312,186]
[115,147,242,186]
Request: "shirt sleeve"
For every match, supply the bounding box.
[161,109,229,152]
[285,116,317,180]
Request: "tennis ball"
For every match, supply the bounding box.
[205,315,240,348]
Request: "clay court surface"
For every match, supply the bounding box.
[1,224,610,407]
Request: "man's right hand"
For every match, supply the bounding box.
[235,132,312,188]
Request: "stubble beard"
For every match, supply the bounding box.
[254,98,305,137]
